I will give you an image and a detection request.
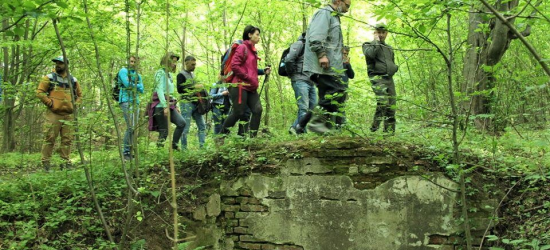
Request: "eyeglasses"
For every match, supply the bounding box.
[343,1,350,8]
[130,60,135,63]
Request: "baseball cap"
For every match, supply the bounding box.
[374,23,388,31]
[52,56,69,64]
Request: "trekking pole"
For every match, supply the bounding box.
[258,65,271,97]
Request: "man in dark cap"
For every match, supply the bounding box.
[36,55,82,170]
[362,23,399,134]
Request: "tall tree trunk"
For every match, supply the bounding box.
[463,0,529,131]
[2,18,15,153]
[180,10,188,70]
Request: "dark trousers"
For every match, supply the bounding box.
[153,107,186,147]
[222,87,262,137]
[237,108,252,136]
[212,104,231,134]
[298,74,346,129]
[371,77,396,132]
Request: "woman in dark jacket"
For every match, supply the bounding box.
[221,25,271,137]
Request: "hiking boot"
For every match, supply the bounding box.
[295,124,305,134]
[123,154,132,161]
[288,126,297,135]
[171,144,180,151]
[43,162,51,172]
[60,162,73,170]
[307,122,330,134]
[307,114,330,134]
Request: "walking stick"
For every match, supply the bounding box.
[258,65,271,97]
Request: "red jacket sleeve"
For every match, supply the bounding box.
[231,44,250,83]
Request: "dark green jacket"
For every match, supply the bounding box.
[362,40,398,77]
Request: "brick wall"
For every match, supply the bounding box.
[220,187,303,250]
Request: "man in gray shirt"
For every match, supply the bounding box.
[363,23,398,134]
[295,0,351,134]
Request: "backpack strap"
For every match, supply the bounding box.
[47,73,56,93]
[298,40,305,58]
[67,74,77,97]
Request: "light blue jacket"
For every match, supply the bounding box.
[118,67,144,104]
[154,68,175,108]
[209,82,228,105]
[303,5,344,76]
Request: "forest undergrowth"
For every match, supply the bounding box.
[0,122,549,249]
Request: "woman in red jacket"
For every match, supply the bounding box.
[222,25,271,137]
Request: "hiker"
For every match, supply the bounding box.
[177,56,207,149]
[336,45,355,128]
[362,23,398,134]
[295,0,351,134]
[221,25,271,137]
[117,55,144,160]
[151,52,186,150]
[286,32,317,135]
[36,56,82,171]
[218,46,252,137]
[210,77,230,135]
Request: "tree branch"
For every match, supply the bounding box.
[0,0,55,33]
[479,0,550,77]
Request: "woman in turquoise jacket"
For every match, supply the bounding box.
[152,52,186,150]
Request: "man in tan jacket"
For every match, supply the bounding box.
[36,56,82,171]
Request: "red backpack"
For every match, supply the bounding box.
[221,40,247,83]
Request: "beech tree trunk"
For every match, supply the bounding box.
[463,0,530,131]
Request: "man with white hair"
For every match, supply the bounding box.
[295,0,352,134]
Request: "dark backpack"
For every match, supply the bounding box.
[278,40,305,77]
[278,47,291,77]
[112,75,120,102]
[195,90,212,115]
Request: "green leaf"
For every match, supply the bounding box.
[13,27,25,36]
[23,1,36,9]
[486,235,499,241]
[418,24,426,33]
[510,239,525,245]
[56,1,68,8]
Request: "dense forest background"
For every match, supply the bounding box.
[0,0,549,249]
[1,0,549,153]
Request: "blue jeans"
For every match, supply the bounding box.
[212,104,230,134]
[291,80,317,128]
[120,102,139,155]
[180,102,206,148]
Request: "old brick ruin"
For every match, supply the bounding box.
[189,140,496,250]
[220,189,304,250]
